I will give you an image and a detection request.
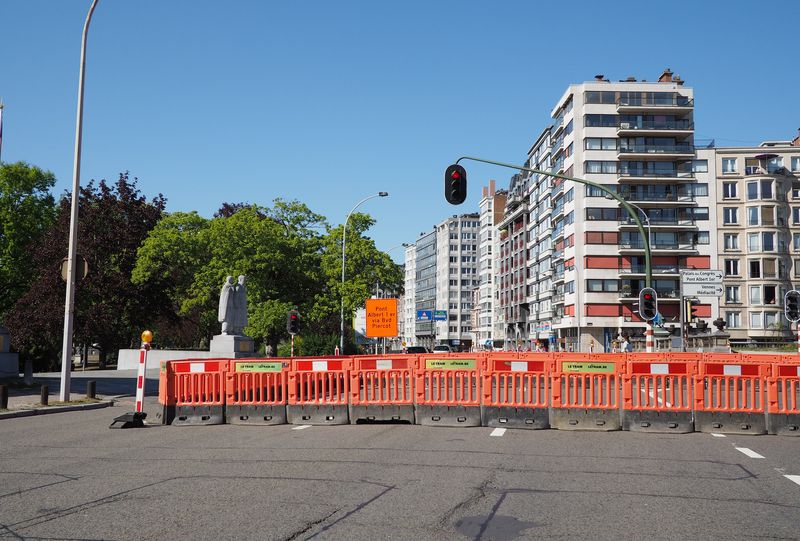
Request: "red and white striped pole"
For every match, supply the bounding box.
[645,322,654,353]
[135,330,153,413]
[796,321,800,355]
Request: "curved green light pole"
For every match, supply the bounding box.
[455,156,654,352]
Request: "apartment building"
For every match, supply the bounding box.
[498,69,721,351]
[715,135,800,344]
[413,230,436,348]
[474,181,507,350]
[401,244,416,347]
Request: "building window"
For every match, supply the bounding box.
[749,260,761,278]
[725,286,740,303]
[725,311,741,329]
[761,180,773,199]
[765,311,778,329]
[692,160,708,173]
[747,207,759,226]
[725,259,740,276]
[748,233,760,252]
[723,208,738,225]
[792,157,800,172]
[763,232,775,252]
[750,312,763,329]
[586,279,619,292]
[767,157,784,173]
[747,182,759,200]
[585,161,618,174]
[585,138,617,151]
[724,233,739,250]
[723,182,738,198]
[750,285,761,305]
[722,158,737,173]
[793,208,800,225]
[793,233,800,251]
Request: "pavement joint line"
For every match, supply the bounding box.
[489,428,506,437]
[711,433,726,438]
[735,447,765,459]
[784,475,800,487]
[292,425,312,430]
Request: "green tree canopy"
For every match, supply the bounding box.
[0,162,57,317]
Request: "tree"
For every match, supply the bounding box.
[0,162,57,318]
[5,173,166,369]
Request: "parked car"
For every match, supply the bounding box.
[432,345,453,354]
[404,346,429,354]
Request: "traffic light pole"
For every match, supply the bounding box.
[456,156,654,352]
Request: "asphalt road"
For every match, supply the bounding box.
[1,399,799,541]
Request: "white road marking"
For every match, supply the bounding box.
[490,428,506,437]
[784,475,800,487]
[735,447,765,459]
[711,433,726,438]
[292,425,312,430]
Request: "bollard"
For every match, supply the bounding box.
[86,380,96,399]
[0,385,8,410]
[40,385,49,406]
[24,360,33,385]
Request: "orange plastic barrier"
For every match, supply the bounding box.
[159,359,227,425]
[287,357,350,425]
[550,353,624,431]
[414,354,482,426]
[349,355,415,423]
[481,353,553,429]
[694,355,769,434]
[226,358,289,425]
[767,356,800,436]
[622,352,700,433]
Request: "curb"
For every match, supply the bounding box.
[0,399,115,420]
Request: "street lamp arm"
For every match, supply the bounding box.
[455,155,652,287]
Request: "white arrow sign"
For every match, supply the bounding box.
[680,270,723,285]
[683,282,724,297]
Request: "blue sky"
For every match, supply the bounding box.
[2,1,799,261]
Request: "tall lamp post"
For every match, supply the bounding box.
[340,192,389,353]
[60,0,100,401]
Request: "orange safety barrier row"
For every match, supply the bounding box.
[156,352,800,435]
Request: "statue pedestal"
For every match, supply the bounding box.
[209,334,255,358]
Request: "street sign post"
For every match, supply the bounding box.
[682,282,723,297]
[678,270,723,351]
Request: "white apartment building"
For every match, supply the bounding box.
[715,135,800,345]
[500,69,720,351]
[401,244,417,347]
[474,181,507,350]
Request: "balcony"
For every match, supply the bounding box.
[616,97,694,113]
[551,249,564,261]
[618,169,695,182]
[619,265,680,275]
[553,271,565,282]
[619,217,697,228]
[617,120,694,135]
[620,289,681,300]
[618,143,695,159]
[619,190,696,203]
[552,204,565,219]
[552,293,564,304]
[618,241,698,253]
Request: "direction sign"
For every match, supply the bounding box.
[680,269,723,297]
[680,270,723,284]
[682,282,723,297]
[433,310,447,321]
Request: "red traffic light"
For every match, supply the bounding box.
[451,170,461,180]
[643,293,653,300]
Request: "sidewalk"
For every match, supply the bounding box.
[1,368,159,419]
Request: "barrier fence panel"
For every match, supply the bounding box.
[481,353,552,429]
[287,357,350,425]
[415,355,481,426]
[767,356,800,436]
[622,353,699,433]
[693,354,768,435]
[550,353,624,431]
[226,359,289,425]
[349,355,415,424]
[159,359,227,425]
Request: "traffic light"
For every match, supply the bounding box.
[638,287,658,321]
[690,301,702,322]
[444,164,467,205]
[785,290,800,322]
[287,310,301,335]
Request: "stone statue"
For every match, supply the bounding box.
[218,276,236,335]
[232,275,248,335]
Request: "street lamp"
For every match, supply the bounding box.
[339,192,389,353]
[60,0,100,402]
